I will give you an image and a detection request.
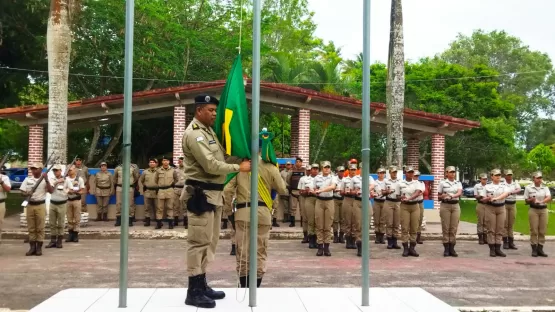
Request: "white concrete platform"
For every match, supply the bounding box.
[29,287,458,312]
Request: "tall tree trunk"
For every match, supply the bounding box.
[95,123,123,167]
[386,0,405,167]
[47,0,72,164]
[86,126,101,165]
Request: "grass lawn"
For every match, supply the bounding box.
[460,200,555,235]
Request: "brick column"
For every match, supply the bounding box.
[407,138,419,170]
[290,109,310,164]
[431,134,445,209]
[28,125,44,173]
[173,106,186,165]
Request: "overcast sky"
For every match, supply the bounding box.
[307,0,555,64]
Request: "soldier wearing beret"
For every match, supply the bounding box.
[140,158,158,226]
[438,166,463,257]
[474,173,488,245]
[524,171,550,257]
[180,94,251,308]
[502,169,520,250]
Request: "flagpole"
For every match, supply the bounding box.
[361,0,372,306]
[119,0,134,308]
[249,0,262,307]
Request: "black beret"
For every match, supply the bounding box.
[161,155,171,161]
[149,157,158,163]
[195,94,219,105]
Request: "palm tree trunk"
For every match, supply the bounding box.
[386,0,405,167]
[47,0,72,164]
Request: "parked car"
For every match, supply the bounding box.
[463,187,475,198]
[1,168,28,190]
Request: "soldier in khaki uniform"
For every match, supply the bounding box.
[174,157,187,227]
[180,94,250,309]
[114,162,140,227]
[313,161,336,256]
[383,166,402,250]
[223,182,237,256]
[302,164,319,249]
[351,167,375,256]
[66,166,86,243]
[399,167,422,257]
[155,156,178,229]
[438,166,463,257]
[0,168,12,244]
[502,169,520,250]
[332,166,345,243]
[371,168,387,244]
[287,158,305,227]
[524,172,550,257]
[140,158,158,226]
[20,162,54,256]
[480,169,510,257]
[46,165,70,249]
[341,164,357,249]
[474,173,488,245]
[91,162,114,221]
[297,166,311,243]
[74,156,90,213]
[414,170,426,244]
[278,161,292,226]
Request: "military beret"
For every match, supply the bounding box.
[149,157,158,163]
[161,155,171,161]
[75,155,82,160]
[194,94,219,105]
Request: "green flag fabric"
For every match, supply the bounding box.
[259,128,278,166]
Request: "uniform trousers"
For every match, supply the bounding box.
[27,203,46,242]
[401,202,420,243]
[235,218,271,278]
[95,196,110,214]
[385,200,401,238]
[352,198,372,241]
[504,203,517,238]
[476,202,486,234]
[315,197,334,244]
[289,193,299,217]
[157,189,174,219]
[187,206,222,276]
[49,203,67,236]
[440,202,460,244]
[304,196,317,235]
[341,197,355,237]
[529,207,548,245]
[67,199,82,232]
[116,187,136,217]
[299,196,307,231]
[373,200,386,233]
[173,187,186,218]
[333,198,343,232]
[485,204,505,245]
[144,196,157,219]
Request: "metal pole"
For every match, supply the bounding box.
[118,0,134,307]
[361,0,372,307]
[249,0,262,307]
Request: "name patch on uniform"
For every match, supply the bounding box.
[196,136,204,142]
[208,140,216,145]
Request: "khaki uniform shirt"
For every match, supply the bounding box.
[180,117,240,206]
[474,182,486,199]
[524,185,551,205]
[175,165,186,187]
[155,166,178,199]
[0,175,11,200]
[373,178,387,200]
[384,178,401,200]
[140,168,158,198]
[49,176,70,201]
[92,170,114,197]
[66,176,85,200]
[225,158,288,225]
[20,176,48,202]
[341,176,354,193]
[332,176,343,199]
[438,179,463,199]
[314,174,335,198]
[502,180,520,202]
[280,169,290,196]
[75,165,90,188]
[114,165,140,192]
[479,183,508,205]
[399,179,421,203]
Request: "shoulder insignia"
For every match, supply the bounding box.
[196,136,204,142]
[192,123,200,130]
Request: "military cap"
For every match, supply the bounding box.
[349,164,358,170]
[377,167,386,173]
[30,162,43,169]
[337,166,345,171]
[405,166,415,172]
[179,157,184,160]
[311,163,320,169]
[100,161,108,166]
[389,166,398,172]
[148,157,158,163]
[414,170,421,176]
[490,168,502,175]
[194,94,219,105]
[75,155,82,160]
[504,169,513,175]
[161,155,171,161]
[479,173,488,179]
[52,164,62,171]
[321,161,331,168]
[533,171,543,178]
[446,166,456,172]
[286,161,292,165]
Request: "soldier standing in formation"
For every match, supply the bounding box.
[351,164,375,257]
[92,162,114,221]
[20,162,53,256]
[524,171,550,257]
[480,169,510,257]
[278,161,292,226]
[66,166,86,243]
[114,160,140,227]
[180,94,250,309]
[384,166,401,250]
[302,164,319,249]
[155,156,178,229]
[502,169,520,250]
[313,161,336,257]
[297,166,311,243]
[332,166,345,244]
[372,167,387,244]
[474,173,488,245]
[140,158,158,227]
[174,157,187,228]
[288,157,305,231]
[46,165,69,249]
[0,166,11,244]
[399,167,422,257]
[414,170,425,244]
[341,163,357,249]
[438,166,462,257]
[74,156,90,213]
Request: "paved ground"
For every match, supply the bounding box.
[1,239,554,310]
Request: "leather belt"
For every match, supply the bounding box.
[530,204,547,209]
[334,196,344,200]
[50,200,67,205]
[505,200,517,204]
[344,194,355,198]
[174,185,184,188]
[402,201,418,205]
[117,183,136,188]
[236,201,267,209]
[68,195,81,201]
[386,198,400,202]
[185,179,224,191]
[97,185,111,189]
[486,202,504,207]
[0,198,5,204]
[29,200,46,205]
[442,200,459,204]
[158,186,172,190]
[317,196,334,201]
[374,198,385,202]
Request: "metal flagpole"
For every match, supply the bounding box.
[119,0,134,307]
[249,0,262,307]
[361,0,372,306]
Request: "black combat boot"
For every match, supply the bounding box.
[316,244,324,256]
[489,244,496,257]
[144,217,151,227]
[301,231,309,243]
[333,232,339,243]
[374,232,380,244]
[537,244,548,257]
[379,233,386,244]
[443,243,451,257]
[309,235,317,249]
[103,213,108,221]
[272,218,280,227]
[56,235,63,248]
[387,236,394,249]
[402,242,410,257]
[96,213,102,221]
[531,244,538,257]
[174,216,179,226]
[449,243,458,257]
[495,244,506,257]
[185,274,216,308]
[203,274,225,300]
[392,237,401,249]
[348,236,357,249]
[508,237,518,250]
[230,244,236,256]
[45,236,57,248]
[222,219,228,229]
[356,240,362,257]
[65,230,74,242]
[129,217,134,227]
[26,241,36,256]
[283,213,290,223]
[409,242,419,257]
[168,219,174,229]
[502,237,509,249]
[289,216,295,227]
[478,233,485,245]
[416,232,423,244]
[183,216,188,229]
[238,275,249,288]
[324,243,331,256]
[339,231,345,243]
[155,219,163,229]
[73,231,79,242]
[114,216,121,227]
[35,241,43,256]
[257,277,262,288]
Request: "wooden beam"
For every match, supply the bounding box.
[25,112,38,119]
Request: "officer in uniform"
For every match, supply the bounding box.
[341,163,357,249]
[371,167,387,244]
[414,170,426,244]
[91,162,114,221]
[332,166,345,243]
[66,166,86,243]
[399,167,422,257]
[287,158,305,227]
[114,159,140,227]
[226,134,288,287]
[351,165,375,256]
[20,162,54,256]
[74,156,90,213]
[155,156,178,229]
[223,182,237,256]
[174,157,187,227]
[278,161,292,225]
[180,94,250,309]
[502,169,520,250]
[46,165,69,249]
[480,169,510,257]
[313,161,336,256]
[0,166,11,244]
[301,163,319,249]
[297,166,311,243]
[140,158,158,226]
[474,173,488,245]
[383,166,402,250]
[524,171,550,257]
[438,166,463,257]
